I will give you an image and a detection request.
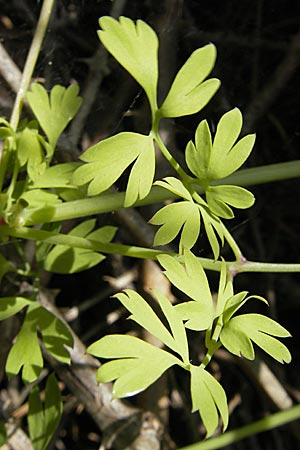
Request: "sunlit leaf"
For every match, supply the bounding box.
[0,256,16,282]
[29,162,80,189]
[154,177,193,201]
[27,83,82,149]
[190,365,228,437]
[73,132,155,205]
[114,289,189,363]
[159,45,220,118]
[158,249,214,330]
[87,334,179,398]
[98,16,158,115]
[201,206,224,260]
[28,374,62,450]
[206,185,254,219]
[44,219,117,273]
[220,313,291,363]
[185,119,212,183]
[0,296,31,320]
[150,201,200,251]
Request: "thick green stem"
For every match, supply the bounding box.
[10,0,55,131]
[179,404,300,450]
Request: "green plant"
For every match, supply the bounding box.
[0,6,299,449]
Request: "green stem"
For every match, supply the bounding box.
[10,0,55,131]
[21,159,300,226]
[179,404,300,450]
[221,223,244,262]
[1,226,300,273]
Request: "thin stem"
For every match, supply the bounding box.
[1,226,300,274]
[21,159,300,226]
[152,130,190,181]
[179,404,300,450]
[221,223,244,262]
[10,0,55,131]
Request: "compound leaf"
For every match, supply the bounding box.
[87,334,179,398]
[27,83,82,149]
[98,16,158,115]
[28,374,62,450]
[30,162,80,189]
[220,313,291,363]
[190,365,228,437]
[185,119,212,183]
[155,177,193,201]
[150,201,200,251]
[73,132,155,205]
[159,45,220,118]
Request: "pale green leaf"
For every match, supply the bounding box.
[124,135,155,206]
[154,177,193,201]
[0,296,32,320]
[154,289,189,364]
[206,185,255,219]
[88,334,179,398]
[190,365,228,437]
[221,314,291,363]
[20,189,61,209]
[30,162,80,189]
[150,201,200,251]
[200,206,224,260]
[223,293,268,324]
[159,45,220,117]
[98,16,158,115]
[158,249,214,328]
[27,83,82,148]
[175,301,213,331]
[185,120,212,182]
[73,132,155,202]
[17,128,45,181]
[114,289,184,358]
[28,374,62,450]
[214,261,233,318]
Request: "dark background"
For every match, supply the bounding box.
[0,1,300,449]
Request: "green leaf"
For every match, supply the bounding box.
[186,109,255,184]
[158,249,214,330]
[190,365,228,437]
[6,305,43,382]
[0,296,32,320]
[222,293,268,324]
[73,132,155,205]
[154,177,193,201]
[87,334,179,398]
[150,201,200,251]
[27,83,82,149]
[44,219,117,273]
[114,289,189,363]
[200,206,224,260]
[20,189,61,209]
[6,304,73,382]
[98,16,158,115]
[28,374,62,450]
[206,185,255,219]
[29,162,80,189]
[17,128,45,181]
[220,313,291,363]
[159,45,220,118]
[209,109,256,180]
[0,422,7,446]
[186,119,212,183]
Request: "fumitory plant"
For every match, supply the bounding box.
[0,5,299,450]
